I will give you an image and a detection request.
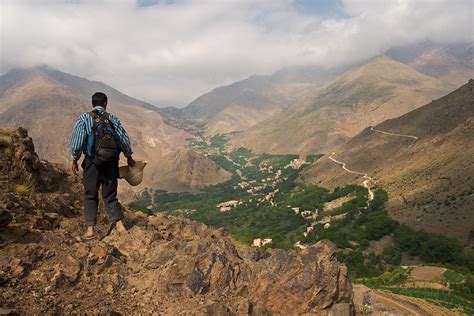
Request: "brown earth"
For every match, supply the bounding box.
[0,128,354,315]
[301,80,474,244]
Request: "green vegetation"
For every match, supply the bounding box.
[130,130,473,288]
[382,245,402,265]
[358,268,409,287]
[393,224,464,266]
[209,134,229,150]
[380,287,474,314]
[15,184,31,196]
[128,190,153,214]
[443,269,465,284]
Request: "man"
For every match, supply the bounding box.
[70,92,135,240]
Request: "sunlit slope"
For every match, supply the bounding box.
[230,56,449,155]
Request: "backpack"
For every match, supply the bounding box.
[86,111,119,163]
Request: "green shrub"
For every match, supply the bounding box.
[0,136,11,148]
[3,147,12,156]
[382,245,402,265]
[361,268,409,287]
[15,184,31,196]
[393,225,464,265]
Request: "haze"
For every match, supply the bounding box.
[0,0,472,106]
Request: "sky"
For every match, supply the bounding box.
[0,0,473,107]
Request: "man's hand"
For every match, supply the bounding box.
[127,156,136,167]
[72,160,79,176]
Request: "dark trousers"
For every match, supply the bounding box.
[82,157,123,226]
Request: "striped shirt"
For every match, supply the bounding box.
[70,106,133,161]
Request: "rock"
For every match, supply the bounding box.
[90,244,108,259]
[61,256,82,283]
[9,258,26,278]
[0,308,20,316]
[0,210,13,228]
[247,240,354,314]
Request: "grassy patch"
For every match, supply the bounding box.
[443,269,465,284]
[358,268,410,287]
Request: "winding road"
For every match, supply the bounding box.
[328,153,375,202]
[370,127,419,140]
[328,127,421,203]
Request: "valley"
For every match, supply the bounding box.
[130,77,474,313]
[129,128,474,314]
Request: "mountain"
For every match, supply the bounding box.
[387,41,474,88]
[0,66,230,194]
[0,128,354,314]
[180,67,345,135]
[300,80,474,243]
[229,56,449,155]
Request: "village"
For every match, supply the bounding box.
[183,134,365,249]
[129,132,371,252]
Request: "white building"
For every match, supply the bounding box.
[253,238,273,247]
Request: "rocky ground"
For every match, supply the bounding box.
[0,128,354,315]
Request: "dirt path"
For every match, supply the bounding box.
[370,127,419,140]
[328,153,375,202]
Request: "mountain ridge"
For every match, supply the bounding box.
[0,66,230,194]
[300,80,474,243]
[229,55,449,155]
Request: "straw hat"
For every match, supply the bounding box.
[119,160,147,186]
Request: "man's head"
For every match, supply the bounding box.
[92,92,108,108]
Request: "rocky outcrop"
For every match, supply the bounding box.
[0,128,354,315]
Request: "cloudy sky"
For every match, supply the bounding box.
[0,0,472,107]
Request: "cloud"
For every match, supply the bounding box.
[0,0,472,106]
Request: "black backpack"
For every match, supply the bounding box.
[88,111,119,163]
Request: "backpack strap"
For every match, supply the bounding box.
[89,111,114,131]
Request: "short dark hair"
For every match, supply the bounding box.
[92,92,108,107]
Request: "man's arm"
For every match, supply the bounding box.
[70,115,87,175]
[110,115,135,166]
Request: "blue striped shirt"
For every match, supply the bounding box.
[70,106,133,161]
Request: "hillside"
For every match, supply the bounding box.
[230,56,449,155]
[180,67,344,135]
[0,128,354,315]
[387,41,474,88]
[0,66,230,194]
[300,80,474,243]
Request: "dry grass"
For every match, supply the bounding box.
[0,136,11,148]
[3,147,12,157]
[15,184,31,196]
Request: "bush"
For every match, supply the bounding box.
[362,268,409,287]
[382,245,402,265]
[0,135,11,148]
[364,213,399,240]
[15,184,31,196]
[393,225,464,265]
[3,147,12,156]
